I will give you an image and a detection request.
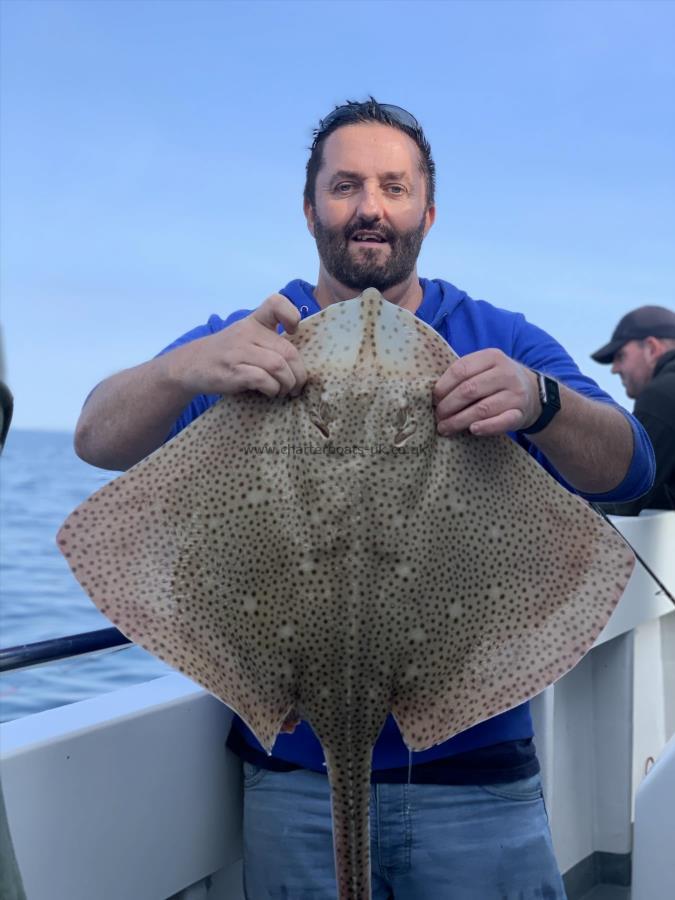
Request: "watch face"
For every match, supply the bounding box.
[521,372,561,435]
[545,376,561,410]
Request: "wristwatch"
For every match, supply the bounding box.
[520,371,561,435]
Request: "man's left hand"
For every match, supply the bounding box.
[433,349,541,437]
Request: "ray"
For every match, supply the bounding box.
[57,289,635,900]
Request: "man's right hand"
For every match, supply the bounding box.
[75,293,308,471]
[166,293,308,398]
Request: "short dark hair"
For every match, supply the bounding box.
[304,98,436,209]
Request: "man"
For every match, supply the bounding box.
[591,306,675,515]
[75,100,654,899]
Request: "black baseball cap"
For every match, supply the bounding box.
[591,305,675,364]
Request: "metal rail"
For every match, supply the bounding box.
[0,627,131,674]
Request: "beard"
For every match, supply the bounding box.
[313,212,427,293]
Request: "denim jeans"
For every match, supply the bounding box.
[242,762,567,899]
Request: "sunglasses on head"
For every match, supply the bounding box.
[313,103,421,145]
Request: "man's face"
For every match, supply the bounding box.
[611,340,655,399]
[304,123,435,293]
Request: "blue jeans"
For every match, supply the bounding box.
[242,762,567,899]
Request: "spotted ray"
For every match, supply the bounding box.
[57,289,634,900]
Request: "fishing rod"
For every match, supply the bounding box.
[591,504,675,606]
[0,627,131,674]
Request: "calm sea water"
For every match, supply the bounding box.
[0,430,170,723]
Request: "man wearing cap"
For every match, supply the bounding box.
[592,306,675,514]
[75,99,655,898]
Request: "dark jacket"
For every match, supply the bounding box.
[601,348,675,514]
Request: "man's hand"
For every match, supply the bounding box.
[165,293,307,399]
[75,293,308,471]
[433,349,541,437]
[433,347,635,494]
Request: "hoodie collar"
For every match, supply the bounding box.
[280,278,465,331]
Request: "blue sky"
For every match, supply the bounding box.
[1,0,673,431]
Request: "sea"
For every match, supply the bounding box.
[0,430,170,724]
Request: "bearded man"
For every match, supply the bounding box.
[75,99,654,899]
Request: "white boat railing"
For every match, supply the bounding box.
[1,511,673,900]
[531,511,675,897]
